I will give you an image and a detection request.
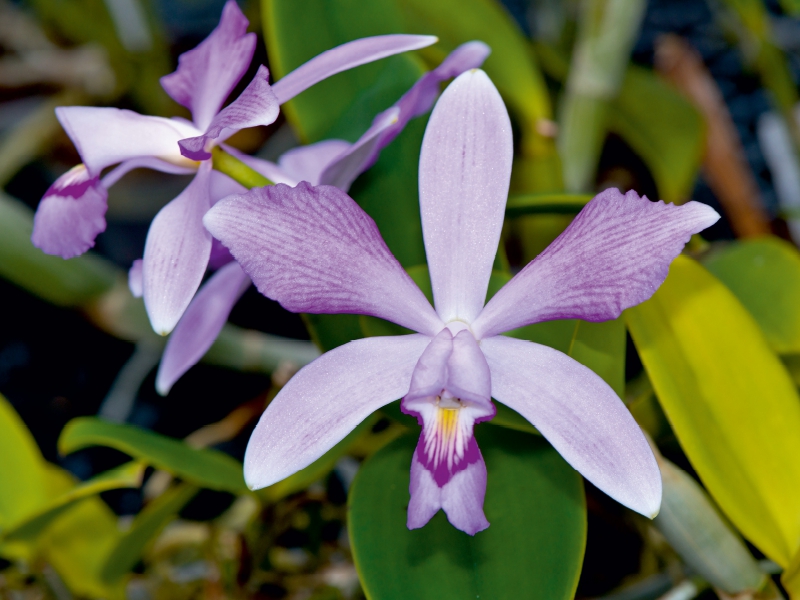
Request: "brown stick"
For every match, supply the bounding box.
[655,34,772,238]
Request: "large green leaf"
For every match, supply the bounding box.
[625,255,800,567]
[607,66,705,204]
[349,428,586,599]
[100,484,198,584]
[703,236,800,355]
[59,418,248,495]
[0,394,48,529]
[263,0,420,143]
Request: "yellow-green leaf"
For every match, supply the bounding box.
[625,255,800,566]
[703,236,800,355]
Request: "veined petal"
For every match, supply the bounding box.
[270,34,438,105]
[179,65,280,160]
[419,69,513,324]
[156,261,250,395]
[481,335,662,517]
[473,189,720,338]
[318,107,400,191]
[244,334,431,489]
[160,0,256,131]
[279,139,352,185]
[56,107,200,176]
[129,259,143,297]
[204,182,443,336]
[143,162,213,335]
[408,448,489,535]
[31,164,107,258]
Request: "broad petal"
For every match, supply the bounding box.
[279,139,351,185]
[473,189,720,338]
[270,34,438,104]
[143,163,213,335]
[419,69,513,324]
[156,261,250,395]
[56,107,200,176]
[318,107,400,191]
[204,182,443,336]
[160,0,256,131]
[102,156,197,188]
[129,259,143,297]
[481,335,662,517]
[31,165,107,258]
[179,65,280,160]
[407,446,489,535]
[244,334,431,489]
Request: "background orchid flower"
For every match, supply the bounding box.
[30,0,436,335]
[155,41,490,395]
[207,69,719,535]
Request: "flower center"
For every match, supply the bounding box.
[422,399,472,473]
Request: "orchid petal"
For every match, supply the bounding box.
[481,335,662,517]
[56,107,200,176]
[179,65,280,160]
[143,162,213,335]
[448,329,492,406]
[204,182,443,336]
[473,190,720,338]
[101,156,197,188]
[156,261,250,395]
[244,334,431,489]
[270,34,438,105]
[129,259,143,298]
[160,0,256,131]
[279,139,351,185]
[31,165,107,258]
[208,238,234,269]
[318,107,400,191]
[405,328,453,401]
[209,170,247,203]
[222,145,300,186]
[408,448,489,535]
[419,69,513,324]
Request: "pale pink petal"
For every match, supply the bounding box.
[56,107,200,176]
[179,65,280,160]
[160,0,256,131]
[419,69,513,324]
[129,259,143,297]
[481,335,662,517]
[473,189,720,339]
[244,334,431,489]
[143,163,213,335]
[203,182,443,336]
[270,35,438,105]
[278,139,350,185]
[407,446,489,535]
[31,165,107,258]
[156,261,250,395]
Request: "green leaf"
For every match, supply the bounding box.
[0,193,116,307]
[607,66,705,204]
[59,418,248,495]
[625,255,800,567]
[100,484,198,584]
[703,236,800,355]
[505,193,593,217]
[3,462,144,543]
[262,0,418,142]
[349,428,586,599]
[568,319,626,398]
[0,394,48,528]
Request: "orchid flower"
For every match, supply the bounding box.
[30,0,436,335]
[204,69,719,534]
[155,41,491,395]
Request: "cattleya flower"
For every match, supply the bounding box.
[155,41,491,395]
[204,70,719,534]
[31,0,436,335]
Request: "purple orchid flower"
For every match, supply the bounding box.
[203,69,719,534]
[154,41,491,395]
[31,0,436,336]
